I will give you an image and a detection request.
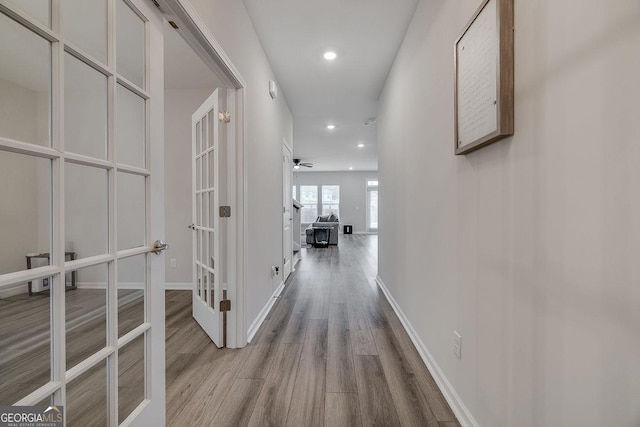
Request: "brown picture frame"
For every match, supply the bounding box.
[454,0,514,155]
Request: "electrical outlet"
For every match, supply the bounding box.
[170,259,177,269]
[453,331,462,359]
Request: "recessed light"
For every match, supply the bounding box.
[349,166,354,170]
[324,51,337,60]
[326,124,336,130]
[357,143,365,148]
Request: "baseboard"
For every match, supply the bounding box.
[0,283,27,298]
[247,280,285,343]
[165,282,192,290]
[375,275,479,427]
[77,282,144,290]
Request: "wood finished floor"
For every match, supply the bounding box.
[0,288,143,409]
[166,235,460,427]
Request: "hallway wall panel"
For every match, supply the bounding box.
[377,0,640,426]
[188,0,294,335]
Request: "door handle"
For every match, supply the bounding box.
[151,240,169,254]
[188,224,195,230]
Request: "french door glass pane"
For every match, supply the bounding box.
[66,361,107,426]
[3,1,51,28]
[118,334,145,423]
[0,275,52,404]
[0,151,51,275]
[196,157,202,191]
[66,264,108,369]
[65,163,108,259]
[0,12,51,147]
[117,255,145,338]
[196,193,202,226]
[208,152,215,188]
[208,191,215,228]
[116,0,145,88]
[207,111,215,149]
[195,121,201,155]
[62,0,108,63]
[116,84,145,168]
[117,172,146,250]
[64,53,108,160]
[196,266,202,297]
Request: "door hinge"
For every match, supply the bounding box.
[220,299,231,312]
[219,206,231,217]
[150,0,160,8]
[218,110,231,123]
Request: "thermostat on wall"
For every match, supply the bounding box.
[269,80,278,99]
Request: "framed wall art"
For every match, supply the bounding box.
[454,0,514,155]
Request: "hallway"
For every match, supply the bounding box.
[166,235,460,426]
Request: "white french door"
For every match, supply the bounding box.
[282,143,292,280]
[191,89,232,347]
[0,0,165,425]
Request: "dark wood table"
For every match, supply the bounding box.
[26,251,77,295]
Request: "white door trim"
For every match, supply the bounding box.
[282,142,292,280]
[157,0,247,347]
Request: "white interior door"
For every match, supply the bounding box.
[191,89,229,347]
[0,0,165,425]
[283,144,293,279]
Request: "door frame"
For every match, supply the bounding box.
[157,0,247,348]
[282,141,293,280]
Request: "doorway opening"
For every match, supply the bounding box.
[161,2,246,350]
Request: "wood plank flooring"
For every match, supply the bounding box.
[0,288,143,406]
[166,235,460,426]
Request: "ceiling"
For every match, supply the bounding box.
[242,0,419,172]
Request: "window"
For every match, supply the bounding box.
[321,185,340,218]
[299,185,340,223]
[300,185,318,223]
[367,180,378,231]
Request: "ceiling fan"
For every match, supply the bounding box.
[293,159,313,169]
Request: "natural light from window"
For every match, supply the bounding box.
[321,185,340,218]
[367,180,378,231]
[300,185,318,223]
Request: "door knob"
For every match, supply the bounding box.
[151,240,169,254]
[188,224,195,230]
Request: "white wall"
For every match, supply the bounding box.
[378,1,640,426]
[293,171,377,233]
[187,0,294,331]
[0,78,48,288]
